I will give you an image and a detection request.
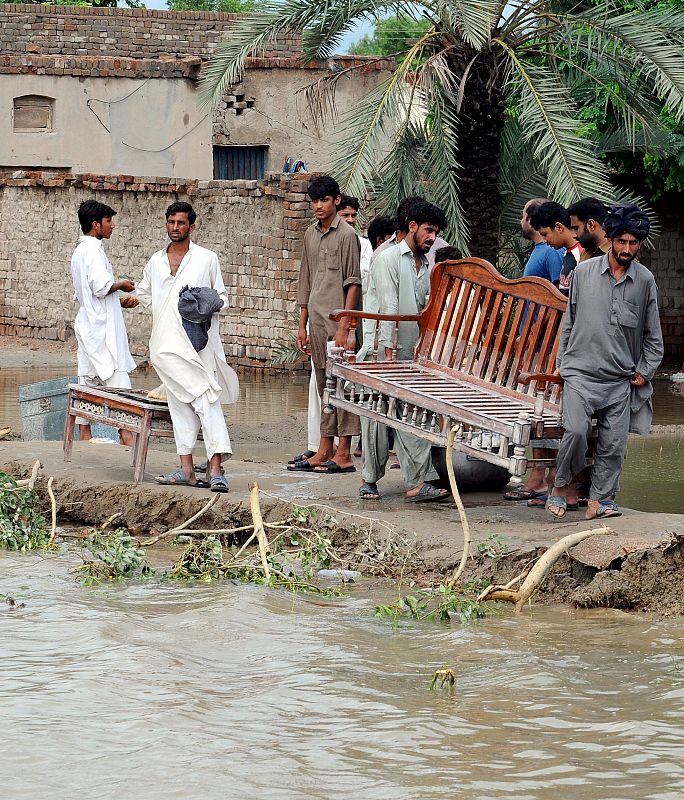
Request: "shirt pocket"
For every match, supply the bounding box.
[619,300,639,329]
[322,244,341,270]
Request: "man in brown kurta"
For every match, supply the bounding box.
[287,175,361,474]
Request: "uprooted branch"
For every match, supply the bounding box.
[478,527,615,612]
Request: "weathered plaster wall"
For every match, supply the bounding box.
[0,171,313,370]
[1,73,212,179]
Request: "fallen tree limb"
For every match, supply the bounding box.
[478,526,615,612]
[249,482,271,580]
[14,460,42,489]
[141,494,221,545]
[445,425,471,588]
[46,477,57,546]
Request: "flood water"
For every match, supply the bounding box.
[1,550,683,799]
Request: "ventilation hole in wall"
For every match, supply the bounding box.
[13,95,55,133]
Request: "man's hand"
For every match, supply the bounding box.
[334,324,351,350]
[630,371,647,387]
[117,279,136,293]
[296,327,310,355]
[120,295,139,309]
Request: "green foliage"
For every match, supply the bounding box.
[375,580,493,624]
[75,527,154,585]
[0,473,52,552]
[270,309,306,366]
[349,14,430,57]
[167,0,254,11]
[477,534,511,560]
[165,506,344,595]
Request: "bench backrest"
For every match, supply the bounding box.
[417,258,567,404]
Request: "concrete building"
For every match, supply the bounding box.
[0,3,391,180]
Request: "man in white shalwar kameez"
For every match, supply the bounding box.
[136,202,239,492]
[70,200,138,443]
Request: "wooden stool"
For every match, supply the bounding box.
[63,385,175,482]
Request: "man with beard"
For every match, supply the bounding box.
[358,200,450,503]
[546,205,663,521]
[136,202,239,492]
[568,197,610,261]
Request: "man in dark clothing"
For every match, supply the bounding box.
[546,205,664,521]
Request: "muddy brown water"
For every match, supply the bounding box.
[1,550,683,798]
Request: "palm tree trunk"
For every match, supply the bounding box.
[449,48,506,265]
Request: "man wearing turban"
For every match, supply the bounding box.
[546,204,664,520]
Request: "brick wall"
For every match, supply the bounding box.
[640,199,684,363]
[0,3,301,61]
[0,170,315,370]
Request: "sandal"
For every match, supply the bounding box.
[405,483,450,504]
[503,486,547,501]
[586,499,622,519]
[288,450,316,465]
[210,475,230,493]
[313,460,356,474]
[545,494,568,520]
[359,482,380,499]
[156,469,210,489]
[286,459,315,472]
[528,494,579,511]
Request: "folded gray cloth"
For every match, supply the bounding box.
[178,285,224,351]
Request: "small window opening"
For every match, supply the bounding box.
[13,95,55,132]
[213,145,268,180]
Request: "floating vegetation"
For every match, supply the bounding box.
[430,666,457,690]
[0,470,53,552]
[477,533,512,559]
[74,520,154,586]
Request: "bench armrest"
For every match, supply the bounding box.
[329,309,422,323]
[518,371,564,387]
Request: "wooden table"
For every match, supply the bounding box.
[63,385,175,482]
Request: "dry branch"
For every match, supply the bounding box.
[46,476,57,546]
[249,482,271,580]
[445,425,471,587]
[478,526,615,612]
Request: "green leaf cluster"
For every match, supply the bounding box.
[0,474,52,552]
[349,13,431,57]
[166,0,254,11]
[375,580,494,624]
[75,527,154,585]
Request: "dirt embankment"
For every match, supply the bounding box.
[3,456,680,616]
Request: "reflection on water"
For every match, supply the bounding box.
[1,552,683,800]
[2,367,684,513]
[0,366,309,430]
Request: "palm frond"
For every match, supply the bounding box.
[420,72,469,252]
[301,0,402,61]
[428,0,501,48]
[501,48,614,205]
[565,7,684,120]
[198,0,336,108]
[371,120,427,217]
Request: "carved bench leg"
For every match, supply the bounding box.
[508,410,530,480]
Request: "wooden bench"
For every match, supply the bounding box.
[63,385,176,482]
[323,258,583,480]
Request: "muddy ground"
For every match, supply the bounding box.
[2,439,683,615]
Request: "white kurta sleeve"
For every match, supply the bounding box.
[88,250,115,299]
[135,259,154,309]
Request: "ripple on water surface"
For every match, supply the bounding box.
[1,552,683,799]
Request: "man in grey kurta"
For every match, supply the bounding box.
[546,205,663,521]
[359,200,451,502]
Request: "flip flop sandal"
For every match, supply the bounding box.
[287,459,315,472]
[156,470,210,489]
[287,450,317,465]
[545,495,568,520]
[313,460,356,474]
[587,499,622,519]
[528,495,579,510]
[359,482,380,499]
[405,484,451,503]
[210,475,229,493]
[503,487,548,501]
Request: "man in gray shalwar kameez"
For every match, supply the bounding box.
[546,205,664,521]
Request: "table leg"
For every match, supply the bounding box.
[130,433,138,468]
[63,403,76,462]
[133,412,152,482]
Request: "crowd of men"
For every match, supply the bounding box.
[70,180,664,519]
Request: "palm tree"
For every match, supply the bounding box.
[201,1,684,263]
